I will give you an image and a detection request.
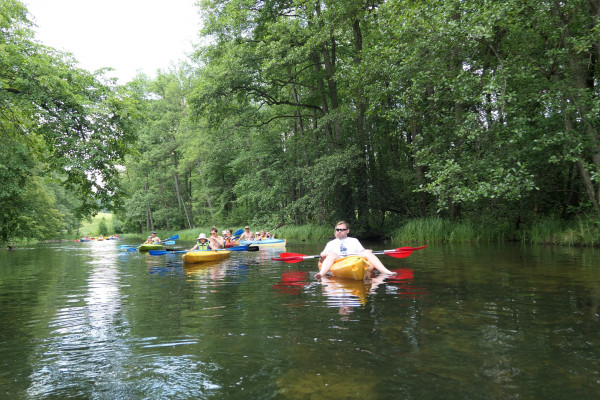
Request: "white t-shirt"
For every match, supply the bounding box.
[322,237,364,257]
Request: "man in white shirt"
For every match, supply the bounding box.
[315,221,396,279]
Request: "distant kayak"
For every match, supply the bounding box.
[138,244,164,252]
[238,239,286,248]
[182,250,231,264]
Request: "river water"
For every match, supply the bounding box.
[1,240,599,399]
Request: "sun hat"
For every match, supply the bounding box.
[197,233,207,240]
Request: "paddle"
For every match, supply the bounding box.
[149,250,187,256]
[149,245,259,256]
[232,229,244,239]
[228,244,259,252]
[267,222,285,237]
[272,246,427,263]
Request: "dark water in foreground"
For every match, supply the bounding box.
[1,240,599,399]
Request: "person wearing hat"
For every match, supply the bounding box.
[150,231,162,243]
[189,233,211,251]
[239,226,254,241]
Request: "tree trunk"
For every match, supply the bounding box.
[158,181,171,230]
[197,164,215,220]
[311,52,334,151]
[171,151,193,229]
[145,180,154,232]
[352,19,369,228]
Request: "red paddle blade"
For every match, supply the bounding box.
[385,250,414,259]
[393,245,428,252]
[271,257,305,263]
[279,252,308,258]
[384,245,428,259]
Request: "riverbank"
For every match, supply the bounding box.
[9,215,597,249]
[391,216,600,247]
[140,217,599,248]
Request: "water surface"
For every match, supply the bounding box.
[1,240,599,399]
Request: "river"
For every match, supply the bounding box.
[1,240,599,399]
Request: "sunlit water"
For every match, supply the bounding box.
[1,240,599,399]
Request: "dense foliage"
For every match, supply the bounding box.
[3,0,599,243]
[0,0,137,243]
[118,0,600,240]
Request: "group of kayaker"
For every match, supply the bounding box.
[189,226,225,251]
[239,226,275,241]
[187,225,277,252]
[159,220,396,279]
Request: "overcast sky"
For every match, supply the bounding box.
[24,0,202,83]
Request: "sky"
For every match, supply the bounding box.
[24,0,202,83]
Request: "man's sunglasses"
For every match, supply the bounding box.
[335,228,348,232]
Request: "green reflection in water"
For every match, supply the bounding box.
[0,241,599,399]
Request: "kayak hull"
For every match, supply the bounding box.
[320,256,371,280]
[138,244,164,252]
[182,250,231,264]
[238,239,286,248]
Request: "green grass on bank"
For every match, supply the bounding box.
[391,216,600,247]
[78,212,114,236]
[53,214,600,247]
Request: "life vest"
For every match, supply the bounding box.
[197,241,210,250]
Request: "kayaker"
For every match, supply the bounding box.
[144,236,153,244]
[150,231,162,243]
[190,233,211,251]
[315,221,396,279]
[224,229,236,244]
[239,226,254,241]
[209,226,225,249]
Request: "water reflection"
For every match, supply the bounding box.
[3,242,599,399]
[27,240,134,398]
[272,270,310,295]
[386,268,429,300]
[184,261,228,280]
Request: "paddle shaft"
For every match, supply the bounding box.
[273,246,427,262]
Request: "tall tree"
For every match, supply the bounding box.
[0,0,137,242]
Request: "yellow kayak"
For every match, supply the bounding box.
[319,256,371,280]
[182,250,231,264]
